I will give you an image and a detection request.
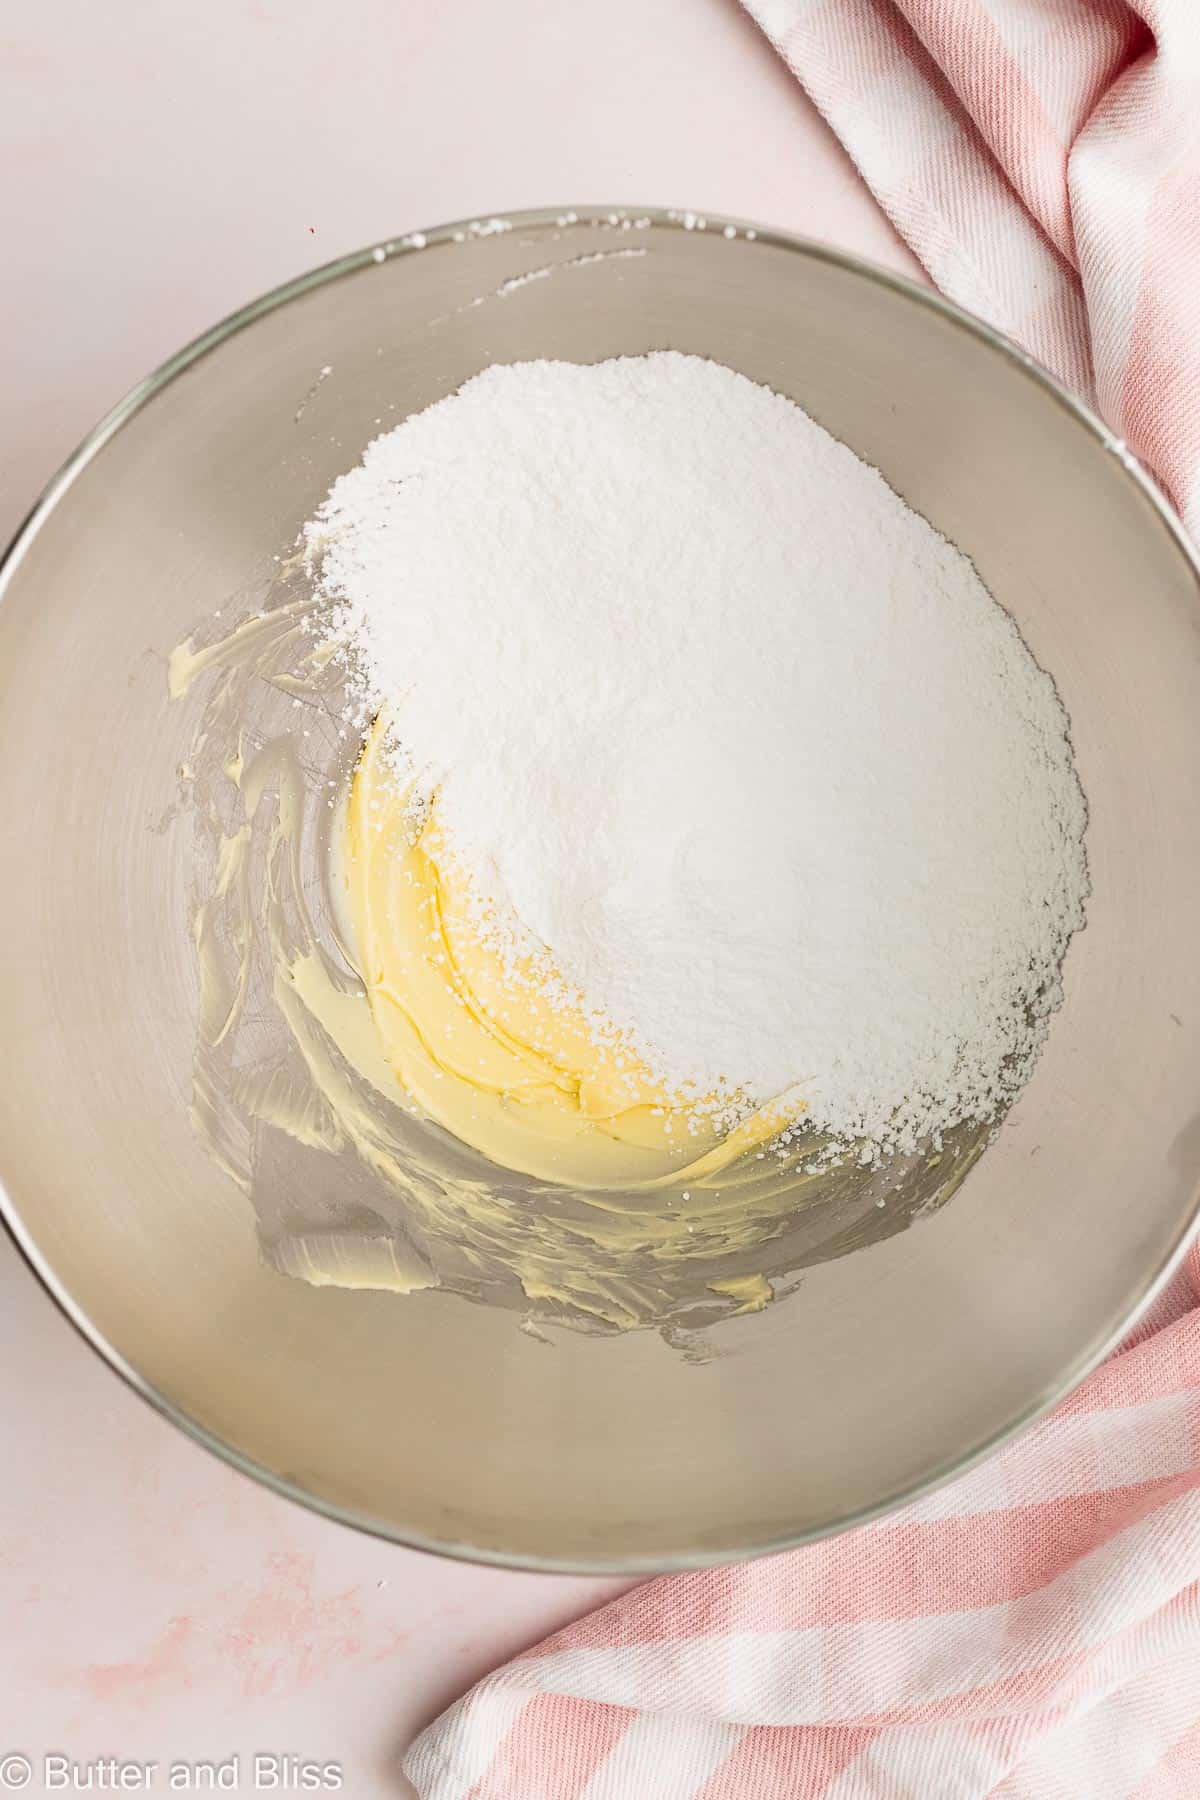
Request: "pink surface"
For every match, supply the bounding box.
[0,1,916,1791]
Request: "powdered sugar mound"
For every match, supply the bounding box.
[307,353,1088,1159]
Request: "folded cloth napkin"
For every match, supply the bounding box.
[408,1257,1200,1799]
[752,0,1200,533]
[406,7,1200,1794]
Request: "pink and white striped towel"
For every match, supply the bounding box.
[406,6,1200,1794]
[753,0,1200,533]
[405,1259,1200,1799]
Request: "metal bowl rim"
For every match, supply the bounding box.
[2,201,1198,1574]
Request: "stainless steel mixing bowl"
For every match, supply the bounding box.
[2,208,1200,1572]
